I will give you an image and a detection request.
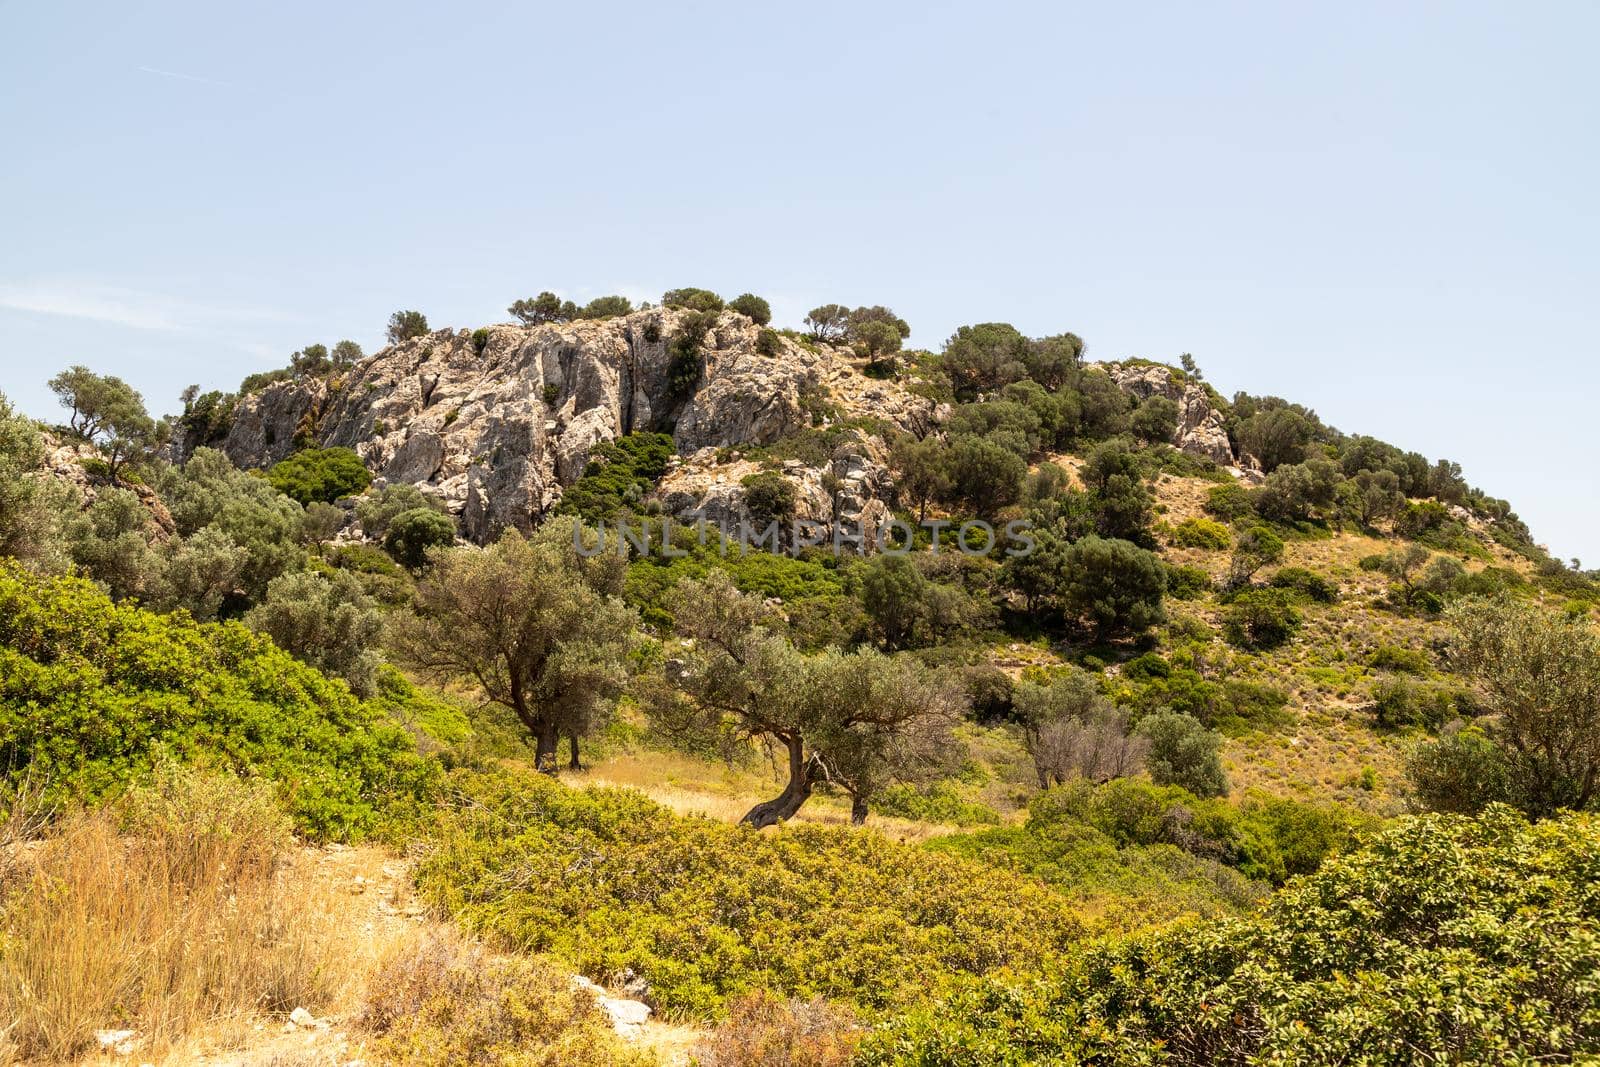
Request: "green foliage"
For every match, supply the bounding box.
[1222,588,1301,650]
[577,294,634,319]
[754,327,783,357]
[1169,517,1230,550]
[1405,723,1510,814]
[1369,643,1431,673]
[0,564,435,839]
[556,433,675,525]
[356,482,447,539]
[1369,674,1468,731]
[47,365,160,480]
[741,470,798,530]
[1440,596,1600,816]
[471,326,490,354]
[386,309,430,343]
[414,767,1082,1018]
[384,507,458,569]
[266,446,372,505]
[508,292,575,325]
[941,323,1032,398]
[157,448,307,601]
[666,310,717,403]
[1203,481,1256,523]
[1268,564,1339,602]
[866,806,1600,1065]
[1164,564,1213,600]
[661,287,725,312]
[1059,536,1166,640]
[244,568,383,696]
[727,293,772,325]
[872,780,1003,827]
[1136,710,1227,797]
[1129,395,1179,445]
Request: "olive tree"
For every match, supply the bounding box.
[658,572,965,827]
[1442,596,1600,816]
[246,568,384,696]
[47,365,160,481]
[393,521,635,771]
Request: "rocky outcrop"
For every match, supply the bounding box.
[195,309,937,542]
[42,436,176,538]
[655,428,897,539]
[1101,362,1235,466]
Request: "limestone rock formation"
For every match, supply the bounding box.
[1100,362,1235,466]
[191,309,937,542]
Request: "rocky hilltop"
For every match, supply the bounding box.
[189,309,1238,541]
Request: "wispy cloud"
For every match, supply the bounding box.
[0,280,286,333]
[137,65,232,87]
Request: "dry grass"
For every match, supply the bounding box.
[576,749,975,843]
[695,991,860,1067]
[0,771,387,1065]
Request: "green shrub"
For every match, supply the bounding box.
[266,446,372,505]
[384,508,457,569]
[0,564,436,839]
[755,327,783,357]
[872,781,1002,827]
[1204,482,1256,523]
[556,433,675,525]
[414,768,1082,1018]
[741,471,798,530]
[662,287,725,312]
[471,327,490,354]
[1169,517,1231,550]
[1164,564,1213,600]
[866,807,1600,1065]
[1221,588,1302,650]
[1269,565,1339,602]
[1369,643,1430,674]
[727,293,772,325]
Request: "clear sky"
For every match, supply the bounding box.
[2,1,1595,562]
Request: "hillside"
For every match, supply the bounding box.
[2,290,1598,1065]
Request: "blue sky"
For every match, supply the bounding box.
[2,1,1596,561]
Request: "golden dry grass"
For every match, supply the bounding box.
[0,773,416,1066]
[576,749,978,844]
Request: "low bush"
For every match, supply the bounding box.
[871,780,1003,826]
[266,446,372,505]
[1221,588,1302,650]
[1269,565,1339,602]
[557,433,675,525]
[864,807,1600,1065]
[0,564,437,839]
[413,768,1082,1019]
[1169,517,1231,550]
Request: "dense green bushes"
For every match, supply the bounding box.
[266,447,372,505]
[0,564,436,839]
[556,433,675,524]
[865,807,1600,1065]
[413,768,1082,1019]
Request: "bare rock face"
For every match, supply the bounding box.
[654,428,897,543]
[1101,362,1235,466]
[196,309,936,542]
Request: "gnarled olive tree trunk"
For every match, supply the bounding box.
[741,736,818,829]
